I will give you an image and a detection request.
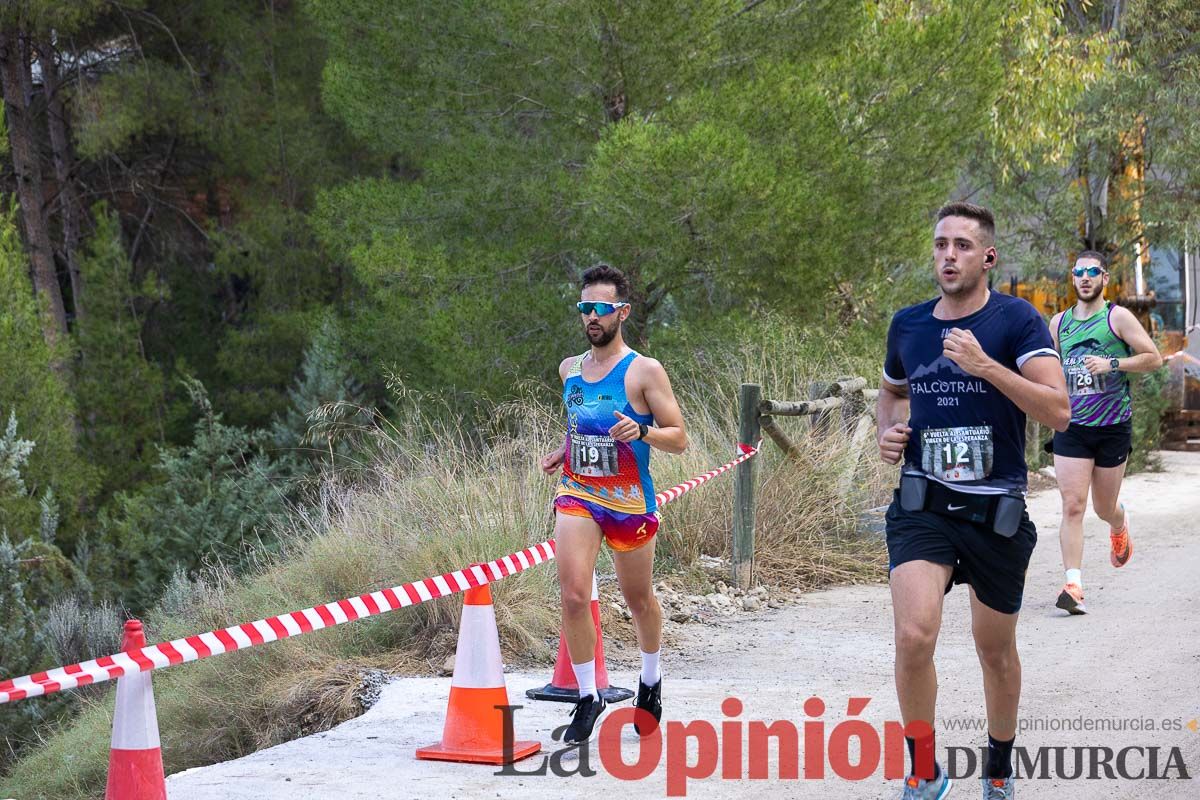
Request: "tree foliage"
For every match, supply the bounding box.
[73,206,165,499]
[101,378,292,611]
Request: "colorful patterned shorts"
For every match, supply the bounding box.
[553,495,659,552]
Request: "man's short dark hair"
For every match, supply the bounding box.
[936,202,996,244]
[581,263,630,301]
[1075,249,1108,271]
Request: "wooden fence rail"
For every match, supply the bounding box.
[731,378,878,588]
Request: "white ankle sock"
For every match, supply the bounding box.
[640,649,661,686]
[1065,568,1082,588]
[571,660,599,700]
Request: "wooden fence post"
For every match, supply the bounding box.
[732,383,761,589]
[836,383,874,502]
[809,380,833,439]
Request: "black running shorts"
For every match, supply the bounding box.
[1050,420,1132,468]
[885,491,1038,614]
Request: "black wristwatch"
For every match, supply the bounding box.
[1109,357,1121,371]
[637,422,649,440]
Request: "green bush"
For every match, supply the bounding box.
[100,378,293,611]
[1127,365,1171,473]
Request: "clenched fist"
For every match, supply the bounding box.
[878,422,911,465]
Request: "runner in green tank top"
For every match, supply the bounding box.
[1048,250,1163,615]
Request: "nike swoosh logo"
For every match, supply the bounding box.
[947,504,966,511]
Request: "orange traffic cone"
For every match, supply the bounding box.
[417,583,541,764]
[526,572,633,703]
[105,620,166,800]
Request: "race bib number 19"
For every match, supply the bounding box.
[920,425,993,482]
[571,433,619,477]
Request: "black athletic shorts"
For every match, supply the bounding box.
[1050,420,1132,468]
[885,491,1038,614]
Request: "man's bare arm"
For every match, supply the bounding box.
[617,358,687,453]
[982,355,1071,432]
[540,356,574,474]
[944,327,1070,432]
[1111,306,1163,373]
[877,379,911,465]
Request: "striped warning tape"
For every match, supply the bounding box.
[0,441,761,705]
[654,441,762,505]
[0,542,556,704]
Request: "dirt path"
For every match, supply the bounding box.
[167,452,1200,800]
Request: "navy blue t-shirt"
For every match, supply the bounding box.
[883,292,1058,494]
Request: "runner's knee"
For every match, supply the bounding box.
[1061,495,1087,520]
[895,620,938,664]
[975,638,1019,676]
[1092,497,1118,521]
[561,583,593,617]
[623,586,659,618]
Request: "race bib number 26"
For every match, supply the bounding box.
[1067,364,1105,397]
[920,425,994,482]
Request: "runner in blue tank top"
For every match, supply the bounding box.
[877,203,1070,799]
[539,264,687,744]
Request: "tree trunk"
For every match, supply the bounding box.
[0,29,69,347]
[38,41,84,321]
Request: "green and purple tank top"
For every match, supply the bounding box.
[1057,302,1133,426]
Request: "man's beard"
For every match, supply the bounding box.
[585,321,618,346]
[937,271,982,297]
[1075,284,1104,302]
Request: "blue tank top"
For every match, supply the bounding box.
[557,351,657,514]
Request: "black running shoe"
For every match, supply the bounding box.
[633,678,662,735]
[564,693,606,744]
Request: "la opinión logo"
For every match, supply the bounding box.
[493,696,1194,796]
[497,696,934,796]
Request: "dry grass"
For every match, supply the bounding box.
[0,328,889,799]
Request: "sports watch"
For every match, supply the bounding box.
[1109,357,1121,372]
[637,422,649,440]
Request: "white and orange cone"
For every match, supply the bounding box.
[526,572,633,704]
[416,582,540,765]
[105,620,166,800]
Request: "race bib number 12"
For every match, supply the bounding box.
[920,425,994,482]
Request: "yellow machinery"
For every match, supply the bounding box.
[995,119,1197,446]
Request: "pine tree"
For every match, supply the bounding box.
[72,205,165,499]
[102,378,293,610]
[271,313,365,459]
[0,205,95,542]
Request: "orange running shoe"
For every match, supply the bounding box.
[1055,582,1086,615]
[1110,509,1133,568]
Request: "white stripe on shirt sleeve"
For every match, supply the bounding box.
[882,369,908,386]
[1016,348,1060,368]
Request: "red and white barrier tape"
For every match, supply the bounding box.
[654,441,762,506]
[0,542,556,704]
[0,442,762,705]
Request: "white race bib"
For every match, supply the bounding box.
[1066,363,1105,397]
[921,425,994,482]
[570,433,619,477]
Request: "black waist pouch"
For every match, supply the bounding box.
[899,473,1024,538]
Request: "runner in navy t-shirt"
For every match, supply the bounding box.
[876,203,1069,800]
